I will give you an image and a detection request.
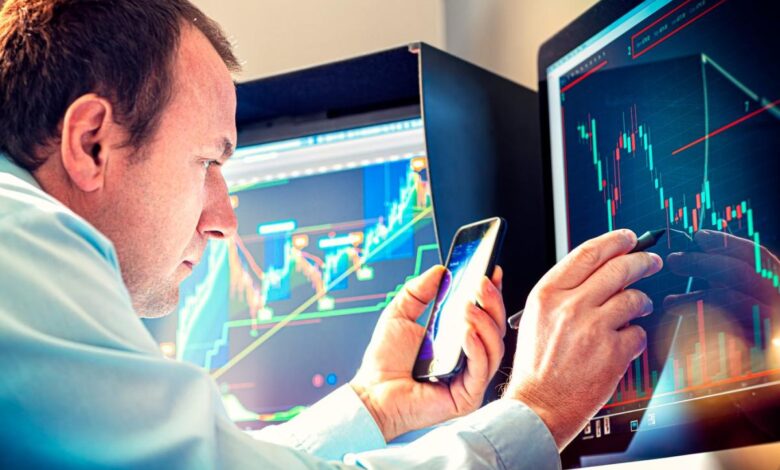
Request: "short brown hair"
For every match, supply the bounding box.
[0,0,240,171]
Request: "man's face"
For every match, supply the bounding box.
[97,26,237,317]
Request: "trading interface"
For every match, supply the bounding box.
[547,0,780,465]
[146,118,439,429]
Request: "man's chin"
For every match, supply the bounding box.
[132,286,180,319]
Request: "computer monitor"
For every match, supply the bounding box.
[539,0,779,466]
[146,109,440,430]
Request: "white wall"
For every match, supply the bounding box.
[443,0,598,90]
[192,0,446,82]
[192,1,599,89]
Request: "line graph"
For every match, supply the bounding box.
[216,158,432,334]
[203,241,437,372]
[211,221,434,380]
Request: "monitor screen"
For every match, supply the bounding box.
[544,0,779,466]
[146,116,440,430]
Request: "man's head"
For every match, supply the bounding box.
[0,0,241,317]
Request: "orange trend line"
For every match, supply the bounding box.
[234,236,266,280]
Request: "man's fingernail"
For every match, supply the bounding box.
[649,253,663,269]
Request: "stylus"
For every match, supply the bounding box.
[508,229,667,330]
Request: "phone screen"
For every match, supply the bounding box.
[415,219,503,380]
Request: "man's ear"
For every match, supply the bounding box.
[60,94,115,193]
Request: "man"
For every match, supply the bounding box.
[0,1,662,468]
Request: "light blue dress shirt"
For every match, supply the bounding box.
[0,154,560,469]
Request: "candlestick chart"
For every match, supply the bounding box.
[556,0,780,460]
[150,151,439,429]
[563,51,780,408]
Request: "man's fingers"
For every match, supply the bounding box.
[384,265,445,322]
[663,287,765,318]
[465,303,505,376]
[581,252,662,306]
[460,326,490,401]
[541,229,638,291]
[666,252,778,306]
[616,324,647,362]
[491,265,504,292]
[695,229,779,268]
[475,276,507,338]
[599,289,653,329]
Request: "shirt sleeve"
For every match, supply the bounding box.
[248,384,387,460]
[347,399,561,470]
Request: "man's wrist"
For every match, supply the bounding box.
[503,380,568,451]
[349,380,396,442]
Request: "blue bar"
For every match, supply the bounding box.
[592,119,598,165]
[257,220,297,235]
[319,233,361,249]
[755,232,762,273]
[634,358,643,397]
[660,187,665,210]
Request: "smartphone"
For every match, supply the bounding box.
[413,217,507,382]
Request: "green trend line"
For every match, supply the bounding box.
[211,207,434,380]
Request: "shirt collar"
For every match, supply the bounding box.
[0,153,43,190]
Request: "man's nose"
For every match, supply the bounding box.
[198,172,237,240]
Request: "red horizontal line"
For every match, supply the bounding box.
[631,0,691,43]
[603,367,780,409]
[672,99,780,155]
[561,60,608,94]
[632,0,727,60]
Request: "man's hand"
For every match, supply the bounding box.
[350,264,506,442]
[664,229,780,314]
[503,229,663,450]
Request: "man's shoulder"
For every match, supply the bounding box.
[0,170,119,267]
[0,168,61,213]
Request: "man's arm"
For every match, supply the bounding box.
[505,229,662,449]
[247,384,387,460]
[0,184,538,469]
